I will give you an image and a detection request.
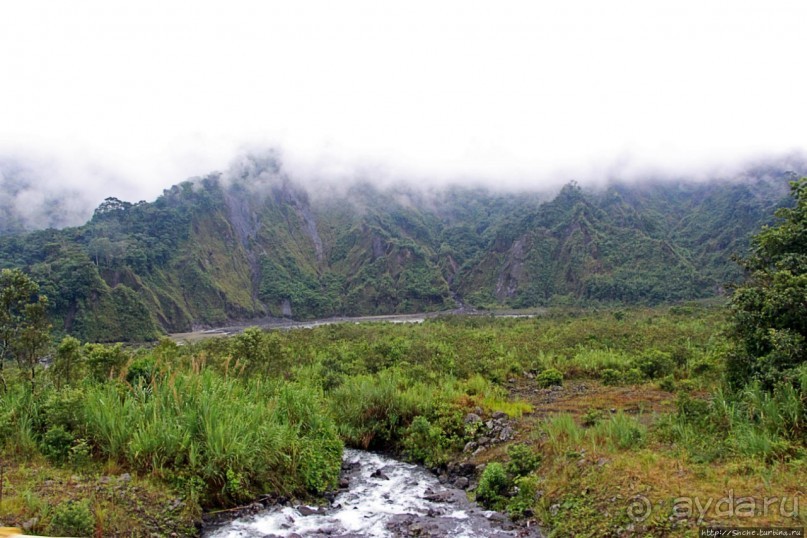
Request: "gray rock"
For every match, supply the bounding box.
[492,411,508,420]
[423,489,457,503]
[371,468,390,480]
[463,441,477,453]
[453,477,469,489]
[297,505,325,516]
[463,412,482,424]
[459,463,476,476]
[22,517,39,531]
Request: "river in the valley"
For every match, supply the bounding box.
[204,449,542,538]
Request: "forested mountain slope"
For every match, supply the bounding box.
[0,155,798,341]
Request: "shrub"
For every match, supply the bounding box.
[403,416,450,467]
[677,379,697,392]
[582,408,604,426]
[48,499,95,537]
[68,438,92,468]
[507,475,539,520]
[476,462,510,510]
[658,375,676,392]
[676,392,710,425]
[623,368,644,385]
[126,355,158,385]
[536,368,563,388]
[505,443,541,477]
[38,386,86,434]
[41,426,75,463]
[51,336,84,388]
[600,368,621,386]
[633,350,674,379]
[85,343,129,381]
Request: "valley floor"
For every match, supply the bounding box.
[1,305,805,537]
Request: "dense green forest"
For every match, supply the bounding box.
[0,155,797,341]
[0,178,805,536]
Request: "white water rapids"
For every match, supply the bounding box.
[205,449,541,538]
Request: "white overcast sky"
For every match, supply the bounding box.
[1,0,806,203]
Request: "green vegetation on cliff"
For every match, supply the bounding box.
[0,156,795,341]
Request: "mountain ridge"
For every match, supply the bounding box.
[0,155,801,341]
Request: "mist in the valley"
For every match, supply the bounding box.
[1,146,805,234]
[2,1,807,231]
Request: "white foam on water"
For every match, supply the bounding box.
[206,449,494,538]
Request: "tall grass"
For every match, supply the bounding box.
[540,412,646,454]
[590,412,647,450]
[81,370,342,505]
[661,373,807,462]
[0,382,39,454]
[329,369,426,449]
[541,414,584,453]
[540,348,635,378]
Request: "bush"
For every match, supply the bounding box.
[126,355,158,385]
[49,499,95,537]
[85,343,129,381]
[658,375,676,392]
[51,336,84,388]
[507,475,539,520]
[623,368,644,384]
[68,438,92,468]
[677,379,697,392]
[505,443,541,477]
[476,462,510,510]
[582,408,604,426]
[536,368,563,388]
[403,416,451,467]
[600,367,642,386]
[41,426,75,463]
[38,386,86,434]
[676,392,711,424]
[633,350,674,379]
[600,368,621,386]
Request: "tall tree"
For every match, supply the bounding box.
[0,268,51,391]
[728,178,807,389]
